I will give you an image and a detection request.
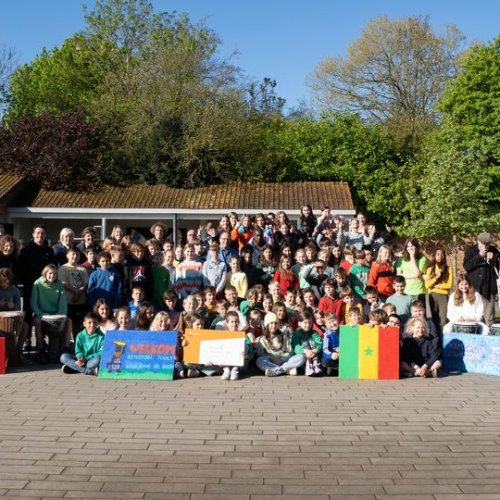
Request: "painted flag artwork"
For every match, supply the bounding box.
[339,325,400,379]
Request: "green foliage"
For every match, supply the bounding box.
[6,35,105,122]
[403,133,499,238]
[308,15,464,149]
[438,36,500,164]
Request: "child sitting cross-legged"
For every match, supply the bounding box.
[60,313,104,375]
[256,312,305,377]
[291,311,323,376]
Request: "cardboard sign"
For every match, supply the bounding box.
[183,329,246,367]
[443,332,500,376]
[98,330,177,380]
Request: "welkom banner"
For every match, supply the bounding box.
[339,325,400,380]
[98,330,178,380]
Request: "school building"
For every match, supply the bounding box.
[0,173,355,243]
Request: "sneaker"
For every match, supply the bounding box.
[313,361,323,375]
[230,367,239,381]
[187,368,200,378]
[265,367,284,377]
[221,367,231,381]
[305,361,314,376]
[287,368,298,376]
[19,354,32,365]
[178,369,185,378]
[431,368,439,378]
[61,365,75,374]
[326,367,333,376]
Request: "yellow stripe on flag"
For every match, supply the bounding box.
[358,325,379,379]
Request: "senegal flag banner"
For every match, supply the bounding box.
[339,325,399,379]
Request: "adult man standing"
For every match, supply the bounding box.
[463,232,500,327]
[19,224,56,333]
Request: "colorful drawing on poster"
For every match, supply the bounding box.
[339,325,399,380]
[183,329,246,367]
[98,330,177,380]
[443,332,500,376]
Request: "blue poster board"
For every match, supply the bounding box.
[443,332,500,377]
[98,330,177,380]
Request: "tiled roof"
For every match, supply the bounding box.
[9,181,354,211]
[0,174,24,199]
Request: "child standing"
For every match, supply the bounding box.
[291,311,323,376]
[151,251,171,310]
[349,249,370,300]
[87,252,122,311]
[321,312,340,375]
[368,245,395,301]
[274,256,299,298]
[386,275,413,324]
[318,278,344,322]
[128,285,145,322]
[60,313,104,375]
[226,256,248,301]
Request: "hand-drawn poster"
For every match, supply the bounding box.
[98,330,177,380]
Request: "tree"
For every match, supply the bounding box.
[0,110,106,191]
[0,44,17,114]
[6,35,105,122]
[437,35,500,165]
[308,15,464,147]
[404,135,497,239]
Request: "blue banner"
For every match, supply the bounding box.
[443,332,500,377]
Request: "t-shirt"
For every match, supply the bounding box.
[396,256,427,296]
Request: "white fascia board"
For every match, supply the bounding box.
[8,207,356,219]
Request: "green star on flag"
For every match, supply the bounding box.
[364,346,374,357]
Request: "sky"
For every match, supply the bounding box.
[1,0,499,110]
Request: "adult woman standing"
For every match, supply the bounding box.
[425,248,454,333]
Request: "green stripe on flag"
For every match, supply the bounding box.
[339,325,359,378]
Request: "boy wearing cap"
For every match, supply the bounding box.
[255,312,306,377]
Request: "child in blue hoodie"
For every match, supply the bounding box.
[321,312,340,375]
[87,252,122,310]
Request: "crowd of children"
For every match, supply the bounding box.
[1,208,492,380]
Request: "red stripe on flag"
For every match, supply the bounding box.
[378,326,400,379]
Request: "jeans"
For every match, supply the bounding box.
[60,353,101,374]
[256,354,305,374]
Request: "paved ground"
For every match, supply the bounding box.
[1,367,500,500]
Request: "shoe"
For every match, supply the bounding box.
[19,354,32,365]
[178,369,185,378]
[326,367,333,376]
[61,365,75,374]
[313,361,323,375]
[287,368,298,376]
[85,366,99,376]
[187,368,199,378]
[221,367,231,381]
[305,361,314,376]
[230,367,239,381]
[265,367,284,377]
[431,368,439,378]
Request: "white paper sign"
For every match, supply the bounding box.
[198,337,245,367]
